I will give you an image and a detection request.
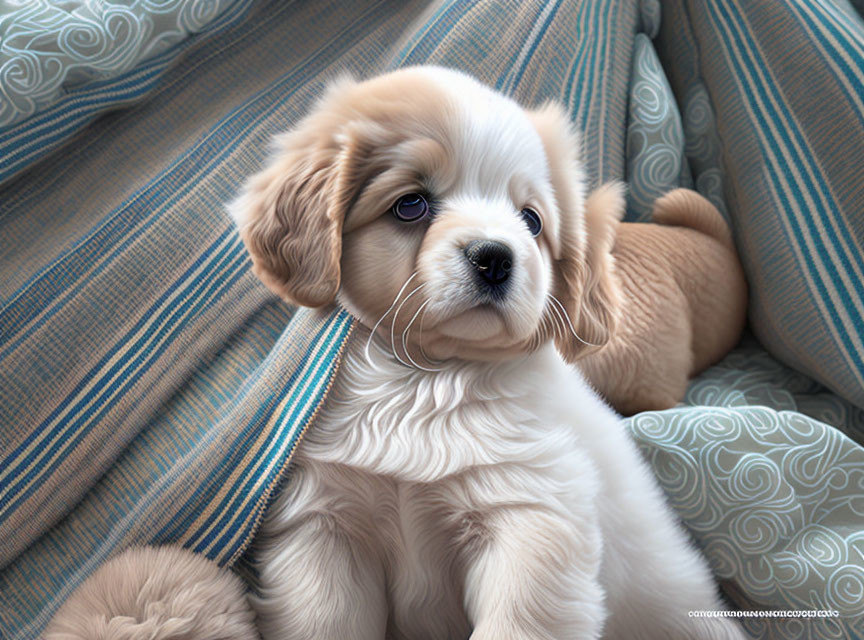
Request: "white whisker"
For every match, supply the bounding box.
[401,299,441,372]
[365,272,418,368]
[548,295,576,341]
[547,294,602,347]
[418,304,443,366]
[545,296,567,340]
[547,300,564,338]
[390,283,426,369]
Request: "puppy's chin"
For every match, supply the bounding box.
[421,334,533,362]
[435,305,506,342]
[418,305,541,362]
[343,296,538,363]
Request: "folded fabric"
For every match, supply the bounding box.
[0,0,253,186]
[658,0,864,411]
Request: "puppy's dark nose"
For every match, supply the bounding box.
[464,240,513,288]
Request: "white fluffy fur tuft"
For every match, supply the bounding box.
[44,546,259,640]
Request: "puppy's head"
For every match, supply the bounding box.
[231,66,622,363]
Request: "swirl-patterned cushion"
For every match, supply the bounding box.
[625,5,729,221]
[629,337,864,639]
[0,0,240,128]
[625,32,690,221]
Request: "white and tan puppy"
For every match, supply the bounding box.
[232,66,745,640]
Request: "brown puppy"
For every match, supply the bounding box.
[579,186,748,415]
[44,546,259,640]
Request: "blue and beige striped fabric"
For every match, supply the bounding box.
[384,0,637,184]
[657,0,864,410]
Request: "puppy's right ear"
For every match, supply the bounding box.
[230,80,364,307]
[526,102,623,362]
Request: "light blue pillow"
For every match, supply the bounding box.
[625,32,689,221]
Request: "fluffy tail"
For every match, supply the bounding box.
[651,188,735,250]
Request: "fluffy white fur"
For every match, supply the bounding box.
[44,546,259,640]
[233,66,745,639]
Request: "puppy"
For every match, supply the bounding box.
[232,66,746,640]
[579,187,748,415]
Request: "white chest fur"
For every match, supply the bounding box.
[255,332,602,639]
[301,329,589,481]
[252,330,742,640]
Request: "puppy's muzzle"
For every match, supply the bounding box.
[464,240,513,296]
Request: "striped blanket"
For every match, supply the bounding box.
[1,1,862,638]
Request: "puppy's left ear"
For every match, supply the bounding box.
[230,80,374,307]
[526,103,623,362]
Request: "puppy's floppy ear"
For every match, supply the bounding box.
[526,102,623,362]
[569,182,624,358]
[230,79,370,307]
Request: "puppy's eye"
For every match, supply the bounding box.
[392,193,429,222]
[520,207,542,237]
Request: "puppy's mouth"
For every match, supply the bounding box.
[419,254,540,347]
[376,283,540,364]
[392,237,546,359]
